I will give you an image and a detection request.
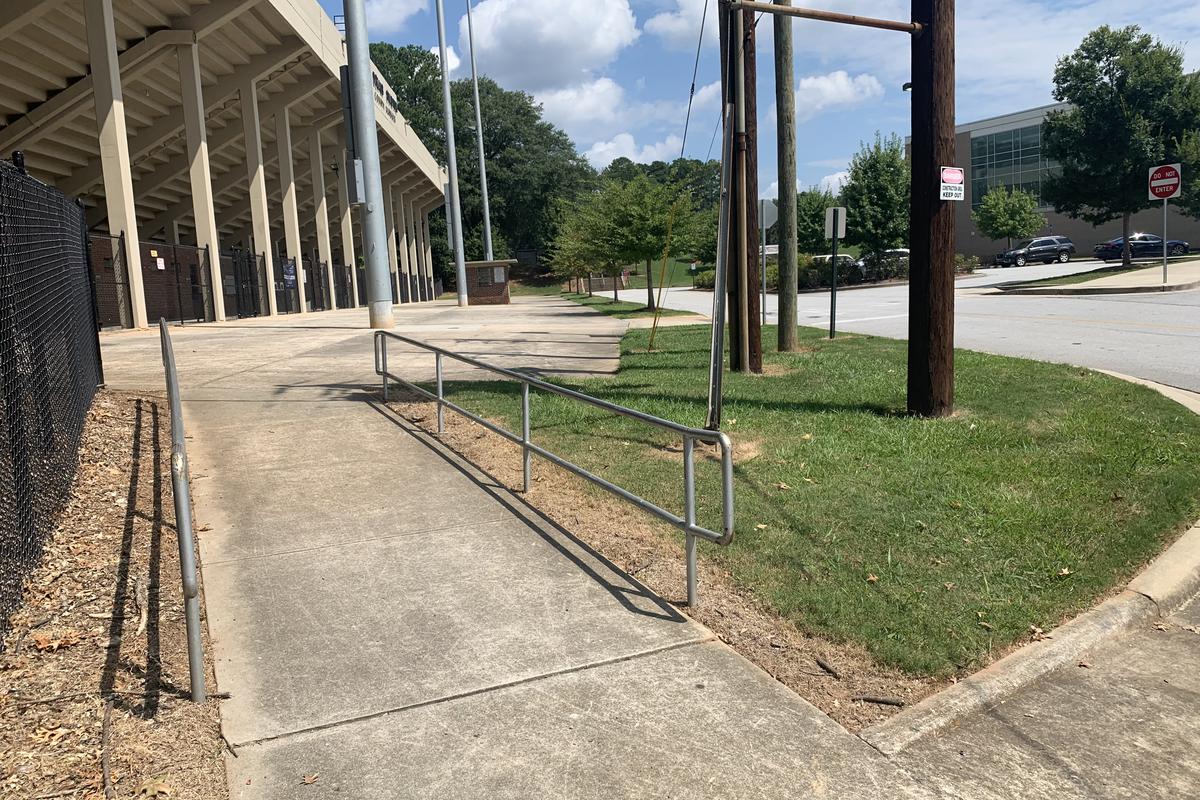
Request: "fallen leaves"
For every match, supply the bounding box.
[301,773,321,785]
[1029,625,1051,642]
[866,574,879,584]
[137,777,174,796]
[29,629,81,652]
[1057,567,1074,577]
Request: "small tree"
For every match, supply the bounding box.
[1042,25,1200,265]
[841,133,910,260]
[971,187,1046,249]
[796,188,835,254]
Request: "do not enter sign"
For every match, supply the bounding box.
[1149,163,1182,200]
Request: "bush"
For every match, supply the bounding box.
[693,268,716,289]
[954,253,981,274]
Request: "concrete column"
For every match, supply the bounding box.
[307,128,336,310]
[422,208,435,299]
[396,189,412,303]
[85,0,147,328]
[275,107,307,312]
[404,197,421,302]
[177,42,225,322]
[383,182,400,303]
[336,127,358,307]
[240,76,277,315]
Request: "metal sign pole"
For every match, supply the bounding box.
[466,0,494,262]
[1163,198,1168,285]
[830,208,838,339]
[435,0,469,306]
[760,199,767,326]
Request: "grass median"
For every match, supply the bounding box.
[562,292,696,319]
[431,325,1200,677]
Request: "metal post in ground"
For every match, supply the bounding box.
[466,0,494,261]
[343,0,395,329]
[521,381,531,492]
[684,436,698,606]
[435,0,468,306]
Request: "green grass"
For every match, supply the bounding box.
[428,325,1200,676]
[623,259,701,289]
[563,292,696,319]
[509,280,566,296]
[1015,264,1150,287]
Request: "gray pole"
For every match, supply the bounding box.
[466,0,494,261]
[435,0,469,306]
[343,0,394,328]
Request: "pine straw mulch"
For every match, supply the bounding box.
[1,390,226,800]
[386,392,945,733]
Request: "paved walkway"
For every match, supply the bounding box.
[1002,258,1200,294]
[101,298,930,799]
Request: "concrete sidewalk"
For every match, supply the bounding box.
[101,299,929,799]
[1001,258,1200,295]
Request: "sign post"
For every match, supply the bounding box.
[760,199,778,326]
[1149,163,1181,285]
[824,206,846,339]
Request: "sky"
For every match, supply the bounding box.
[317,0,1200,198]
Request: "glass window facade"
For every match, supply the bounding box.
[969,124,1058,209]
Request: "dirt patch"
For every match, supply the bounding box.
[387,395,940,732]
[647,436,763,465]
[1,391,225,799]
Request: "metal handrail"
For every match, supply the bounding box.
[374,331,736,607]
[158,320,206,702]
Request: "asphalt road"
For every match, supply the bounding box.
[621,261,1200,392]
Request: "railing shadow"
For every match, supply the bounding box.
[362,396,687,625]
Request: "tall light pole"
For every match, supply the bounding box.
[465,0,494,261]
[435,0,468,306]
[343,0,394,328]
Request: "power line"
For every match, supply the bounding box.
[705,109,721,160]
[678,0,711,159]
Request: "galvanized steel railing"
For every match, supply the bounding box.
[374,331,735,606]
[158,320,206,702]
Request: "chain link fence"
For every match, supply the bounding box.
[1,155,102,633]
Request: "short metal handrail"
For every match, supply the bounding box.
[158,320,206,702]
[374,331,735,606]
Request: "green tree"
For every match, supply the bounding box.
[796,188,836,254]
[606,175,686,310]
[841,133,910,260]
[371,43,596,281]
[1042,25,1200,265]
[971,187,1046,249]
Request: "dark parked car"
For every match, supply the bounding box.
[994,236,1075,266]
[1093,233,1190,261]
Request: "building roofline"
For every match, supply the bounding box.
[955,101,1070,135]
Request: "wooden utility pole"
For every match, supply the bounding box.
[743,7,762,372]
[907,0,955,416]
[774,0,798,351]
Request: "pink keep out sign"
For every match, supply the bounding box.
[939,166,965,201]
[1149,163,1182,201]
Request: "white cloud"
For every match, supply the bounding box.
[457,0,639,91]
[644,0,715,50]
[429,44,462,76]
[692,80,721,110]
[365,0,426,35]
[535,78,626,136]
[585,133,684,168]
[819,171,850,194]
[795,71,884,121]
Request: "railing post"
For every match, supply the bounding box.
[380,337,388,401]
[521,381,531,492]
[435,352,444,434]
[684,436,697,607]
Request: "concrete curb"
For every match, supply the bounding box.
[860,372,1200,757]
[996,277,1200,295]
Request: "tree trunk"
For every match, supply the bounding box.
[645,259,656,310]
[774,0,798,352]
[1122,212,1132,266]
[613,272,619,302]
[586,274,592,296]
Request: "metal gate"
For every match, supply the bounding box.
[275,256,299,314]
[87,232,133,328]
[220,247,261,318]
